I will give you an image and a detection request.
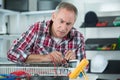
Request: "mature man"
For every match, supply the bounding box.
[7,1,86,70]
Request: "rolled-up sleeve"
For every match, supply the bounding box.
[7,22,40,64]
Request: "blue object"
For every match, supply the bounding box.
[0,74,16,80]
[79,72,83,77]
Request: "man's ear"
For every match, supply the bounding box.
[52,12,56,21]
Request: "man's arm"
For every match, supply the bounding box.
[25,54,51,63]
[25,51,64,64]
[7,22,40,63]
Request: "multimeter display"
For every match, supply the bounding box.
[69,61,77,68]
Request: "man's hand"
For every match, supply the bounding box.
[49,51,64,64]
[64,50,76,61]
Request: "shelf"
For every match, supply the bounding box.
[0,9,54,16]
[20,10,54,16]
[85,38,120,51]
[80,16,120,28]
[88,60,120,74]
[84,0,120,4]
[84,0,120,17]
[0,9,19,15]
[0,35,20,40]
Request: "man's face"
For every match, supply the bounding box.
[51,8,76,38]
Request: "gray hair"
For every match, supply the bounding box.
[55,2,78,20]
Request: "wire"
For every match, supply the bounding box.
[82,71,88,80]
[49,53,70,77]
[49,54,57,76]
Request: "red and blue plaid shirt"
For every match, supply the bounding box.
[7,20,86,63]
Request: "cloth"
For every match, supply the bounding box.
[84,11,98,27]
[96,21,108,27]
[7,20,86,64]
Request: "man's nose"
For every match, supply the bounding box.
[61,23,67,31]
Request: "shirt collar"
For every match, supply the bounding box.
[63,27,76,40]
[44,20,52,35]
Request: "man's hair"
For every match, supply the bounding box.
[55,2,78,20]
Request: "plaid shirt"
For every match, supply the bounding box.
[7,20,86,63]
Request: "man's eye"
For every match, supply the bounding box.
[66,23,71,26]
[60,20,64,23]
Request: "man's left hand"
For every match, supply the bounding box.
[64,50,76,61]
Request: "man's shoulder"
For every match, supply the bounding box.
[70,28,84,41]
[33,21,47,29]
[33,20,51,27]
[71,28,83,36]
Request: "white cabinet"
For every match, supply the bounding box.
[0,9,18,34]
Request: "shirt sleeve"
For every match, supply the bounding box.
[7,22,40,64]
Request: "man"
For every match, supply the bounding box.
[7,2,86,80]
[7,2,86,65]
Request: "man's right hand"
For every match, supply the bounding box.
[49,51,64,64]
